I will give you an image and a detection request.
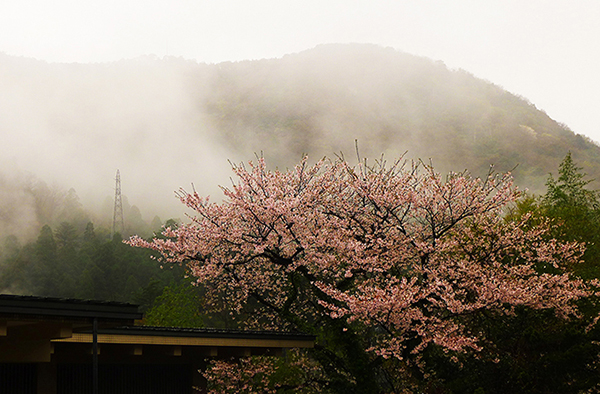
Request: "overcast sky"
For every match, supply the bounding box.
[1,0,599,143]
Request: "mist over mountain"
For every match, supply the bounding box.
[1,43,599,241]
[205,44,600,186]
[0,52,237,236]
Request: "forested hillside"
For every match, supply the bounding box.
[2,43,600,221]
[1,43,600,302]
[203,44,600,191]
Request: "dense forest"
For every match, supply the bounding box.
[3,44,600,392]
[0,181,183,309]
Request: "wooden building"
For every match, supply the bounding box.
[0,294,314,394]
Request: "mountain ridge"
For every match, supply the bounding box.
[200,44,600,191]
[1,43,599,239]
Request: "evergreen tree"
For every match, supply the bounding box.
[544,151,599,209]
[33,225,59,296]
[0,235,27,293]
[541,152,600,278]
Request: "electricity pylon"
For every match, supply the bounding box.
[113,170,125,236]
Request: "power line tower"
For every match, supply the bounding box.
[113,169,125,236]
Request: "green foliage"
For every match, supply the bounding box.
[424,308,600,394]
[204,349,334,394]
[541,153,600,278]
[0,220,180,303]
[132,278,165,313]
[544,151,600,209]
[34,224,60,295]
[144,282,204,328]
[509,152,600,278]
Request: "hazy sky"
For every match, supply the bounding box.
[1,0,599,143]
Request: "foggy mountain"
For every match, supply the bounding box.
[1,43,599,241]
[205,44,600,184]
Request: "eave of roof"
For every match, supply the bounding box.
[54,326,315,348]
[0,294,142,321]
[95,325,316,341]
[0,295,314,347]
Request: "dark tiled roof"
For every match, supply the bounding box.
[0,294,314,342]
[0,294,142,320]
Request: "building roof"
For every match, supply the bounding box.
[0,294,315,349]
[0,294,315,392]
[0,294,142,321]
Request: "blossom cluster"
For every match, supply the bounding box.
[128,156,591,363]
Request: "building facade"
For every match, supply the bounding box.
[0,294,314,394]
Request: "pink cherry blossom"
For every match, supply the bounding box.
[128,155,594,387]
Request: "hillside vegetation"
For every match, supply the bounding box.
[202,44,600,192]
[2,44,600,225]
[2,43,600,296]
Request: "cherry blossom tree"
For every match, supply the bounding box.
[128,156,592,393]
[202,350,327,394]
